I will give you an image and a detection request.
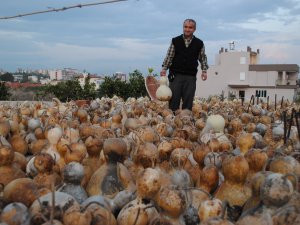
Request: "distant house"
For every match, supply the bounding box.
[195,46,299,102]
[49,70,63,80]
[77,73,104,90]
[48,68,82,81]
[12,74,23,82]
[114,72,127,81]
[28,75,39,83]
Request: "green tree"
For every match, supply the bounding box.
[0,82,11,100]
[82,75,97,99]
[41,76,97,102]
[98,70,147,100]
[128,70,147,98]
[44,80,83,102]
[98,76,130,99]
[0,72,14,82]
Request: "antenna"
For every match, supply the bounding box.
[229,41,235,51]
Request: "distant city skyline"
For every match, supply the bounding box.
[0,0,299,75]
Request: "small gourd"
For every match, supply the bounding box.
[86,138,135,197]
[215,155,251,207]
[0,202,30,225]
[33,153,62,190]
[58,162,88,204]
[260,173,296,208]
[198,198,223,222]
[117,198,158,225]
[156,76,172,101]
[0,145,26,186]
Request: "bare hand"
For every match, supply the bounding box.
[201,72,207,81]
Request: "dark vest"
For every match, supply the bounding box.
[170,35,203,76]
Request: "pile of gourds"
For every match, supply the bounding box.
[0,96,299,225]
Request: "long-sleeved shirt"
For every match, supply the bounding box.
[162,35,209,72]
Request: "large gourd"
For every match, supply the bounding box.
[156,76,172,101]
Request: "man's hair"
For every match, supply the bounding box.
[184,19,196,28]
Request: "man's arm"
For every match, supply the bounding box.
[160,42,175,76]
[199,44,209,80]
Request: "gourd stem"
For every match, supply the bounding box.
[283,111,287,144]
[283,173,298,191]
[287,108,295,141]
[295,109,300,141]
[221,200,229,219]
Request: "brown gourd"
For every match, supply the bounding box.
[215,155,251,207]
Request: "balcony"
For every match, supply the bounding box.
[276,79,297,86]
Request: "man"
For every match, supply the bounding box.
[160,19,209,112]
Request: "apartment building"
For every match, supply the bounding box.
[195,45,299,102]
[48,68,82,81]
[77,73,104,89]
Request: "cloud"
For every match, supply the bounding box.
[0,30,37,40]
[0,0,299,74]
[36,38,163,60]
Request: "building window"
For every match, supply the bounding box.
[240,72,245,81]
[255,89,267,97]
[240,57,246,64]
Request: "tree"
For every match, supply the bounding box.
[98,76,130,99]
[0,72,14,82]
[128,70,147,98]
[41,77,97,102]
[98,70,147,100]
[0,82,11,100]
[46,80,83,102]
[82,75,97,99]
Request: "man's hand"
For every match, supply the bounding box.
[160,69,167,77]
[201,71,207,81]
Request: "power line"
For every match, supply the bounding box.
[0,0,128,20]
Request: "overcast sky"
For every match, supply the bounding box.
[0,0,299,75]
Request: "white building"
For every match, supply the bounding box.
[196,46,299,102]
[48,68,82,81]
[77,73,104,90]
[49,69,63,80]
[114,72,127,81]
[28,75,39,83]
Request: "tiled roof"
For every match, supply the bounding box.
[5,82,43,88]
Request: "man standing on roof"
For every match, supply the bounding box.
[160,18,209,112]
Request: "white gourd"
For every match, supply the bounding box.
[206,114,225,133]
[156,76,172,101]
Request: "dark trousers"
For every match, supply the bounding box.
[169,74,196,112]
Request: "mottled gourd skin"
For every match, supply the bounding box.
[272,205,300,225]
[156,186,186,218]
[215,155,251,207]
[117,198,155,225]
[29,192,80,225]
[136,168,161,200]
[4,178,45,208]
[86,163,123,197]
[0,202,30,225]
[58,162,88,204]
[269,155,300,179]
[260,173,295,208]
[245,149,268,180]
[243,171,273,213]
[86,138,134,197]
[0,146,26,186]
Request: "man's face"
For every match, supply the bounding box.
[183,21,196,38]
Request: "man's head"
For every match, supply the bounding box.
[183,19,196,38]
